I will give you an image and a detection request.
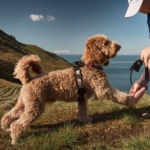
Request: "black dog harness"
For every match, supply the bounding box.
[73,60,103,101]
[73,61,86,101]
[130,59,149,90]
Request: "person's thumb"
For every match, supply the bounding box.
[129,86,136,95]
[130,83,140,96]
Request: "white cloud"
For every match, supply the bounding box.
[29,14,55,22]
[29,14,44,21]
[47,15,55,22]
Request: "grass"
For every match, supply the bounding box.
[14,123,79,150]
[121,136,150,150]
[0,73,20,89]
[1,88,150,149]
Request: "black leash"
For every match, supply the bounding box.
[130,59,149,90]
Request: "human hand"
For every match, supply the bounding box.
[129,83,146,102]
[132,87,146,102]
[129,82,142,96]
[141,47,150,67]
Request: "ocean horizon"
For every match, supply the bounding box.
[58,54,147,93]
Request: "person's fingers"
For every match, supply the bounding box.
[133,87,146,101]
[129,84,134,93]
[140,50,150,67]
[129,86,136,96]
[129,83,142,96]
[129,87,134,94]
[141,54,147,67]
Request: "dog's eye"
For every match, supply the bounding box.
[104,41,109,46]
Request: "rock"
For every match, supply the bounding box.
[142,113,150,118]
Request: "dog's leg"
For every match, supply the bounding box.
[77,99,92,123]
[95,81,136,107]
[10,98,45,145]
[1,96,24,130]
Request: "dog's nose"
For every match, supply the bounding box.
[115,43,121,51]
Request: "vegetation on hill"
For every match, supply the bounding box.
[0,30,71,85]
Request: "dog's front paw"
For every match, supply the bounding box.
[1,115,11,130]
[1,120,8,131]
[11,139,17,145]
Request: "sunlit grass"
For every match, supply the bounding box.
[121,136,150,150]
[15,123,79,150]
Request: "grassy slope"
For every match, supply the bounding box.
[0,30,71,86]
[0,79,21,88]
[1,90,150,149]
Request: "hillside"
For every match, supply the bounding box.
[0,30,71,86]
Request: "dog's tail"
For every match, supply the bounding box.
[13,55,43,85]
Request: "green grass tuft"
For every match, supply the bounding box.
[121,136,150,150]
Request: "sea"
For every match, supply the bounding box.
[58,54,147,93]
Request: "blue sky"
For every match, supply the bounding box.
[0,0,150,55]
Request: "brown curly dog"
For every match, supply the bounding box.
[1,34,136,145]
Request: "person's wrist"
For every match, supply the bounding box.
[137,78,147,87]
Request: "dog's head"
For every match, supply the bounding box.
[81,34,121,66]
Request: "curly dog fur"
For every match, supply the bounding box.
[1,34,136,144]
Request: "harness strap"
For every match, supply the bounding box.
[73,60,103,101]
[73,61,86,101]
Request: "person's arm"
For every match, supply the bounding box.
[129,57,150,102]
[141,47,150,67]
[130,58,150,95]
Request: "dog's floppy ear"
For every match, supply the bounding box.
[104,60,109,66]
